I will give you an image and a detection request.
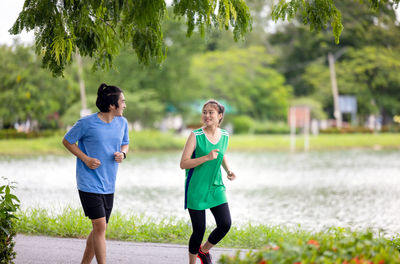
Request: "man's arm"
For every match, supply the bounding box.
[114,144,129,163]
[62,138,101,169]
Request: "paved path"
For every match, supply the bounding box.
[14,235,242,264]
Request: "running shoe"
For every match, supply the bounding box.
[197,247,212,264]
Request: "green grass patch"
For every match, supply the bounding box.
[16,207,400,263]
[15,207,311,248]
[16,207,400,255]
[228,133,400,151]
[1,132,400,156]
[0,136,67,156]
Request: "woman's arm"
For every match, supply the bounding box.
[222,155,236,180]
[62,138,101,169]
[180,132,219,169]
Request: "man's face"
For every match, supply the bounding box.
[111,93,126,116]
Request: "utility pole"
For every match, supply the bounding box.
[328,52,342,128]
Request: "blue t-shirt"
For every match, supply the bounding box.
[64,113,129,194]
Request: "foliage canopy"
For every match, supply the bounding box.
[10,0,251,76]
[10,0,399,76]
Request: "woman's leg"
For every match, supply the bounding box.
[202,203,231,253]
[188,208,206,263]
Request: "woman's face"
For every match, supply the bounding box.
[202,104,222,127]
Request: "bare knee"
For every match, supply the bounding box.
[92,218,107,234]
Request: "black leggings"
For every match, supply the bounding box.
[188,203,231,254]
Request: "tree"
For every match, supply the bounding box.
[0,43,79,129]
[270,0,400,96]
[11,1,399,77]
[80,15,208,112]
[302,46,400,123]
[271,0,400,44]
[10,0,251,76]
[191,46,292,120]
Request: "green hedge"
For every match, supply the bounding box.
[129,130,185,151]
[232,116,255,134]
[0,129,63,140]
[253,122,290,134]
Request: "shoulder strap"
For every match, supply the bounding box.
[193,128,204,137]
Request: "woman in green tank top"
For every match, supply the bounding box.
[180,99,236,264]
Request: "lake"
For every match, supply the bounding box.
[1,149,400,234]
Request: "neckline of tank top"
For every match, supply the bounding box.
[201,127,222,145]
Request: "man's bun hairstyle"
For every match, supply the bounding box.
[96,83,122,112]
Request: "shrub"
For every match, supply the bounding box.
[219,229,400,264]
[320,127,373,134]
[381,125,400,133]
[130,130,184,151]
[253,122,290,134]
[232,116,255,134]
[0,178,20,264]
[0,129,62,140]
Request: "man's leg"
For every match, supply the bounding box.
[81,230,95,264]
[81,217,107,264]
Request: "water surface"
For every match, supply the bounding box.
[1,149,400,234]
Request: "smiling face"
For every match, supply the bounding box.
[110,93,126,116]
[202,103,223,127]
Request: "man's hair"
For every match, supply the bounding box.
[96,83,122,112]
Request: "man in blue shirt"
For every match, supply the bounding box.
[63,83,129,264]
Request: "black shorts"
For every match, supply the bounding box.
[78,190,114,223]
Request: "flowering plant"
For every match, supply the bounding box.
[219,229,400,264]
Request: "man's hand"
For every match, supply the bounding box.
[84,157,101,169]
[114,152,125,163]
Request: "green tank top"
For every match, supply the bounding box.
[185,128,229,210]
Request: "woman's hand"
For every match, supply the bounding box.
[84,157,101,169]
[207,149,220,161]
[227,171,236,181]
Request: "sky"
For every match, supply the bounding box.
[0,0,34,46]
[1,0,399,46]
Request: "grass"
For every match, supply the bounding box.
[1,131,400,156]
[15,207,400,264]
[16,207,400,264]
[15,207,319,248]
[15,207,400,251]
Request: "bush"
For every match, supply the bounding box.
[0,129,63,140]
[219,229,400,264]
[232,116,255,134]
[381,125,400,133]
[0,178,20,264]
[320,127,373,134]
[253,122,290,134]
[130,130,184,151]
